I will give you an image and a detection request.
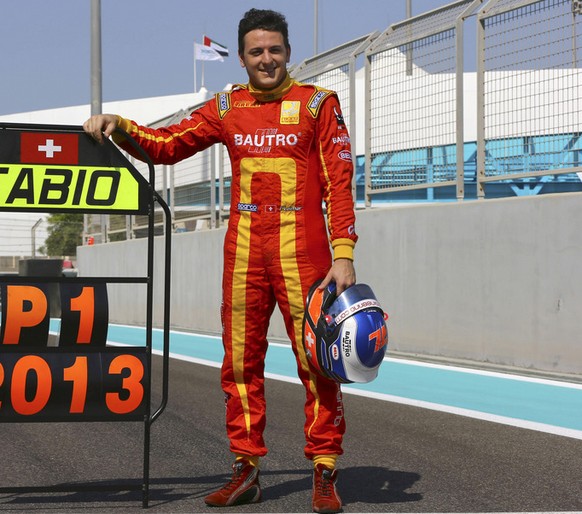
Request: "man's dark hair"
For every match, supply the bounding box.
[238,8,290,55]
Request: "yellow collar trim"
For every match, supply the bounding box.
[247,74,294,102]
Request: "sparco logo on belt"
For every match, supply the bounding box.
[237,202,258,212]
[234,129,298,153]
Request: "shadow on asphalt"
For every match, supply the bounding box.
[257,466,421,506]
[0,466,422,511]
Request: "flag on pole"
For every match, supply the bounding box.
[203,35,229,57]
[194,42,224,62]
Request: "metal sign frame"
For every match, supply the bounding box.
[0,122,171,508]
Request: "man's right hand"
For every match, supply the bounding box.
[82,114,119,144]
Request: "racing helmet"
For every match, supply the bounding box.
[303,280,388,384]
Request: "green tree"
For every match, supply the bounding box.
[41,213,84,257]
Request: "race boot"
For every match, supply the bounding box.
[312,463,342,513]
[204,459,261,507]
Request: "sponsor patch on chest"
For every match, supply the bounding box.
[280,101,300,125]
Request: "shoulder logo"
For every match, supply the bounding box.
[216,92,231,119]
[307,88,332,118]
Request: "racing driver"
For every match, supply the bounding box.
[83,8,357,513]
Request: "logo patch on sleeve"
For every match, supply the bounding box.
[216,92,232,119]
[307,88,332,118]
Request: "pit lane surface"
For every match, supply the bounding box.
[0,334,581,512]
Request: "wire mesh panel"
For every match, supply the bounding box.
[365,0,479,203]
[477,0,582,196]
[171,150,214,228]
[292,34,376,133]
[218,145,232,226]
[0,213,49,258]
[298,65,351,125]
[85,213,106,244]
[149,102,218,230]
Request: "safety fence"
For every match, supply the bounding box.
[476,0,582,197]
[85,0,582,243]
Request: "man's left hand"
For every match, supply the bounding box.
[318,258,356,295]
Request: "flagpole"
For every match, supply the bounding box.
[314,0,318,55]
[90,0,102,116]
[194,36,227,91]
[201,34,206,89]
[90,0,103,245]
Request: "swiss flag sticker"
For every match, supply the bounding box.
[20,132,79,164]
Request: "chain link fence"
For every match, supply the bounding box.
[476,0,582,197]
[364,0,481,204]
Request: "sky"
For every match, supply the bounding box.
[0,0,455,115]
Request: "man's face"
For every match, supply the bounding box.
[239,29,290,91]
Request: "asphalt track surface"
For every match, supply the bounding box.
[0,354,581,514]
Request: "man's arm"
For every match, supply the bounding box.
[315,93,358,295]
[83,99,223,165]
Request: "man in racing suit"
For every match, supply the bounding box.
[83,9,357,513]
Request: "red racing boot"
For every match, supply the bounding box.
[204,459,261,507]
[312,464,342,513]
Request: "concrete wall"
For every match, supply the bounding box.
[77,192,582,375]
[353,193,582,376]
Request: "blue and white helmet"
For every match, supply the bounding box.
[303,280,388,384]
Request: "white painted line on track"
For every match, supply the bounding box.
[151,345,582,442]
[66,326,582,442]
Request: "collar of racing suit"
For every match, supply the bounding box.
[246,73,294,102]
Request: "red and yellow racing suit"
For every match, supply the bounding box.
[114,74,358,460]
